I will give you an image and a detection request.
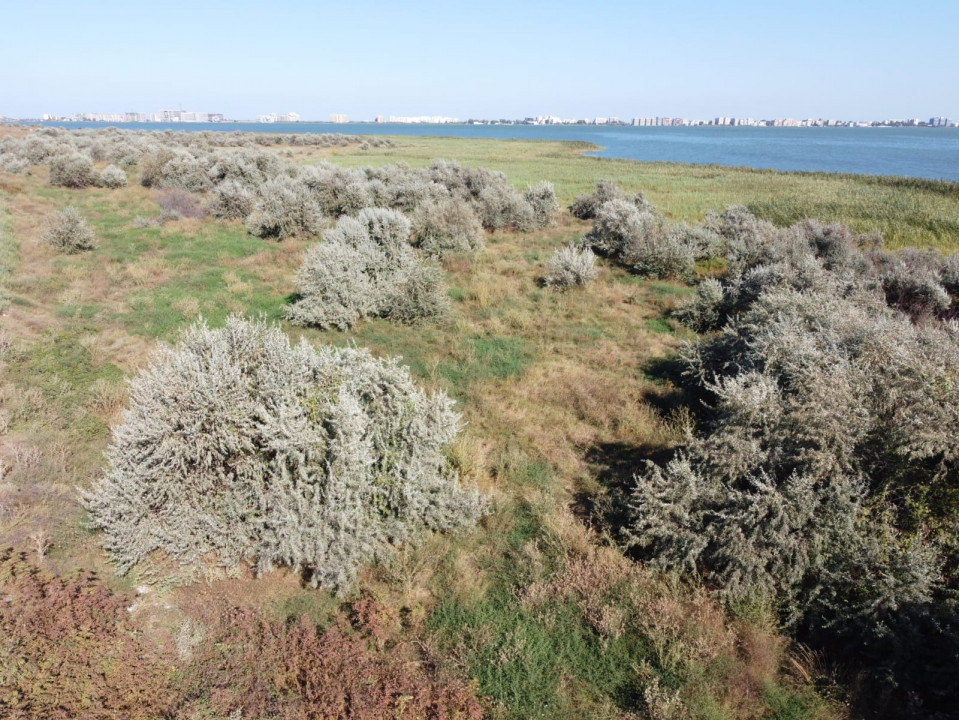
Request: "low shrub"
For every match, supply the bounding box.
[544,244,598,290]
[155,188,207,219]
[0,549,177,718]
[524,181,560,227]
[98,163,128,188]
[288,209,449,329]
[47,153,98,188]
[41,206,97,252]
[246,175,324,239]
[184,606,484,720]
[209,179,255,220]
[83,316,485,592]
[411,196,485,257]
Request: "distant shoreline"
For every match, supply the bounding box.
[6,121,959,181]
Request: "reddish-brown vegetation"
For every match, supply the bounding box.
[0,549,483,720]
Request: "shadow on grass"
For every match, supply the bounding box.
[574,441,676,538]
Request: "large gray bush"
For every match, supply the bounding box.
[524,181,560,227]
[209,179,256,220]
[569,179,623,219]
[287,208,448,329]
[48,153,98,188]
[42,206,97,252]
[569,179,652,219]
[245,175,325,239]
[581,199,695,278]
[633,250,959,636]
[83,316,485,592]
[98,164,128,188]
[410,196,485,257]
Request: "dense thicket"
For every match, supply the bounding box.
[83,316,486,592]
[286,209,449,329]
[1,128,556,249]
[629,206,959,716]
[577,181,720,279]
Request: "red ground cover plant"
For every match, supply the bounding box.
[183,603,483,720]
[1,549,483,719]
[0,548,177,720]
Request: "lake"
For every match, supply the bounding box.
[28,121,959,182]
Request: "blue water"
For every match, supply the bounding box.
[27,121,959,182]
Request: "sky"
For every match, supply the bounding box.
[2,0,957,121]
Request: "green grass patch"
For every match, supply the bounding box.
[438,336,529,388]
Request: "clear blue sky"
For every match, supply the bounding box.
[2,0,956,121]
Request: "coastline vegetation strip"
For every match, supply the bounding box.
[0,192,15,312]
[326,135,959,249]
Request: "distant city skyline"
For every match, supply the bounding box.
[23,109,956,129]
[2,1,957,121]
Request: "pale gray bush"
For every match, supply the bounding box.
[207,149,285,187]
[674,277,725,331]
[411,196,485,257]
[475,184,536,232]
[130,215,161,229]
[524,181,560,227]
[287,209,447,329]
[630,275,959,637]
[2,156,28,174]
[582,199,655,258]
[383,262,451,325]
[155,151,213,192]
[582,199,694,278]
[42,206,97,252]
[48,153,98,188]
[209,179,255,220]
[942,253,959,295]
[880,264,951,318]
[709,205,781,279]
[99,164,128,189]
[569,179,624,219]
[82,316,485,592]
[245,176,325,239]
[670,222,724,262]
[285,238,381,329]
[626,222,697,279]
[544,244,598,290]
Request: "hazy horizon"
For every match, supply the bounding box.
[3,0,957,121]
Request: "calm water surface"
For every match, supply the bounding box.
[31,121,959,182]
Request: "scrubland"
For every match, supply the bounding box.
[1,125,958,719]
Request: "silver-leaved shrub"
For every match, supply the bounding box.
[83,316,486,592]
[287,208,448,329]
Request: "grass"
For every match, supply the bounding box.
[3,126,940,718]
